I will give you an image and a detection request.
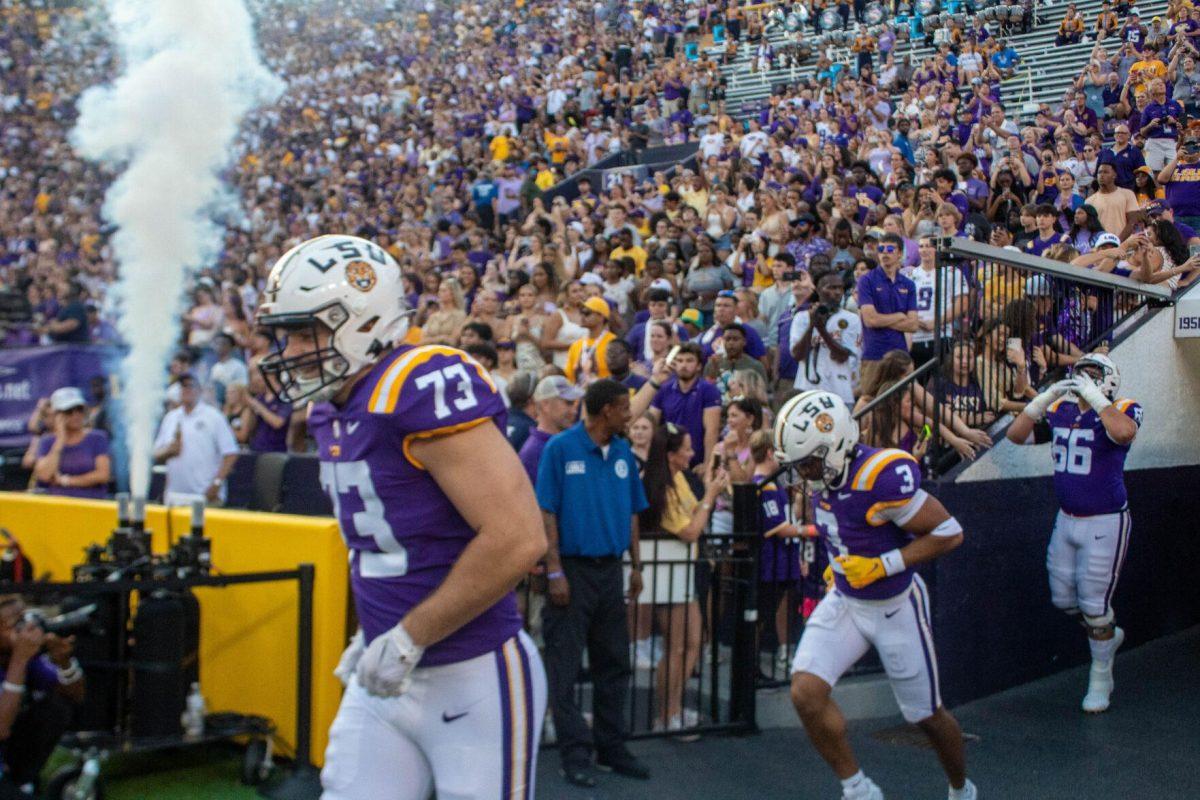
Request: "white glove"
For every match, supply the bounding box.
[356,623,425,698]
[333,628,364,687]
[1071,375,1111,413]
[1022,379,1075,422]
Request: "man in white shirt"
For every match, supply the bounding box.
[789,270,862,405]
[153,374,239,506]
[906,237,969,365]
[739,119,770,160]
[699,121,725,159]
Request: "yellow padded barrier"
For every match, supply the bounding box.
[0,492,348,766]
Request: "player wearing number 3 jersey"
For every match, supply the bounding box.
[1007,352,1140,714]
[258,235,548,800]
[774,390,977,800]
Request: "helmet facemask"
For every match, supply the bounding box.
[259,302,355,404]
[1071,354,1119,400]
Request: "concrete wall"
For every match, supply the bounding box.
[958,304,1200,482]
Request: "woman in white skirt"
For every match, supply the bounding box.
[636,422,727,731]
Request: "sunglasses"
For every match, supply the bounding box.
[877,244,899,254]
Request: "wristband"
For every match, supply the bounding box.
[879,548,906,577]
[2,681,25,695]
[56,658,83,685]
[547,570,565,580]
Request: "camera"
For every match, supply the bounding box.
[815,303,839,317]
[1183,140,1200,156]
[782,270,805,281]
[20,604,99,637]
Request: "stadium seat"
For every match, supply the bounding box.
[223,453,258,510]
[279,455,332,516]
[249,452,288,513]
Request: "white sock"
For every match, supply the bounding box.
[841,771,869,795]
[1089,634,1119,664]
[949,779,974,799]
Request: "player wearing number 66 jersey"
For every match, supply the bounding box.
[774,390,977,800]
[257,235,547,800]
[1007,352,1140,714]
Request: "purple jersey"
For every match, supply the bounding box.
[1045,397,1142,516]
[758,476,801,583]
[308,344,520,666]
[812,446,923,600]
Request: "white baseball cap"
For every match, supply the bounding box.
[50,386,87,412]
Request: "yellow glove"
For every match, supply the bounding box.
[822,564,835,592]
[835,554,887,590]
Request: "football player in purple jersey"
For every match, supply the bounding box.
[774,390,977,800]
[257,235,547,800]
[1007,352,1140,713]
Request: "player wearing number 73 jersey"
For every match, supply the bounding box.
[1007,352,1140,714]
[774,390,977,800]
[258,235,547,800]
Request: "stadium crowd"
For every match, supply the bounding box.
[3,0,1197,784]
[4,0,1198,415]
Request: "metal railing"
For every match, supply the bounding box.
[519,526,760,741]
[853,237,1172,479]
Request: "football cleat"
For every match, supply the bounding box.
[843,777,885,800]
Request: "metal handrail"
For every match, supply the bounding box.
[938,237,1175,301]
[852,358,938,422]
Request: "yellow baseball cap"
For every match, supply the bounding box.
[582,296,611,318]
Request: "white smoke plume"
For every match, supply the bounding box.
[72,0,282,497]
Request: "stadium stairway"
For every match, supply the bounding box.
[713,0,1168,122]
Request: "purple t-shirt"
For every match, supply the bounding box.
[248,395,292,453]
[308,344,519,666]
[518,427,552,486]
[651,376,722,467]
[814,446,922,600]
[35,430,110,498]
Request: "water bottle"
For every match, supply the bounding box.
[182,682,206,737]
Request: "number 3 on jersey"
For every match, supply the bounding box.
[415,362,479,420]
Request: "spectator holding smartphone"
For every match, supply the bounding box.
[637,422,726,732]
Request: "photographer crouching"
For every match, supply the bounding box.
[0,596,85,799]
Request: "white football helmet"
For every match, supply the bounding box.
[773,390,860,492]
[1071,352,1120,400]
[257,235,410,403]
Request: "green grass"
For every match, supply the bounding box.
[45,745,262,800]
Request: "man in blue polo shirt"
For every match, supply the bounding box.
[857,232,918,388]
[537,379,649,787]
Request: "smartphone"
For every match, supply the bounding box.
[920,424,933,441]
[666,344,682,369]
[782,270,805,281]
[1006,337,1022,352]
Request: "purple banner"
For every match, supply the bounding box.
[0,346,116,449]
